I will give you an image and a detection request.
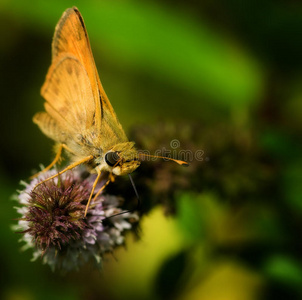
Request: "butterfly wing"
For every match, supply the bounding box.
[41,55,95,130]
[50,7,120,132]
[34,55,99,152]
[33,111,67,143]
[35,7,128,153]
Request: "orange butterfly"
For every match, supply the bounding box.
[33,7,188,216]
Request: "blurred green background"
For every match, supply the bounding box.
[1,0,302,299]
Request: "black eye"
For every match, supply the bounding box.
[105,151,120,167]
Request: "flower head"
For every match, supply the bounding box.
[13,169,138,271]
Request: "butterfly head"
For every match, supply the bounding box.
[104,142,140,176]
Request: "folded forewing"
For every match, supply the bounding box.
[41,56,96,135]
[51,7,119,132]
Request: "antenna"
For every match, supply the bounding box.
[138,153,189,166]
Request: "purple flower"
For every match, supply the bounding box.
[13,168,138,271]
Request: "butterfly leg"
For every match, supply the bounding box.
[30,143,77,179]
[84,168,102,217]
[33,155,94,190]
[30,144,63,179]
[89,173,115,206]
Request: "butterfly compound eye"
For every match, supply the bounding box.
[105,151,120,167]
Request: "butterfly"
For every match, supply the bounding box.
[32,7,188,216]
